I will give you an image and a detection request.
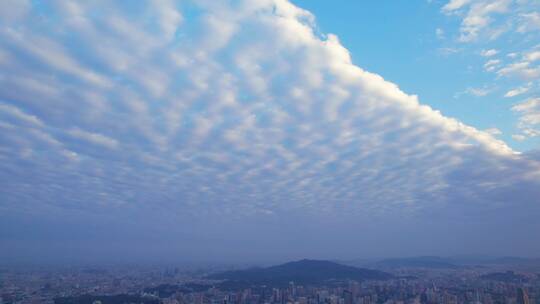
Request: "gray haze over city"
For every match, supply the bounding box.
[1,0,540,267]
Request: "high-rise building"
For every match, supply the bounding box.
[517,288,529,304]
[289,282,296,297]
[272,288,280,303]
[348,281,361,297]
[343,290,353,304]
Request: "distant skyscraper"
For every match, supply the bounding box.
[289,281,296,297]
[348,281,361,297]
[272,288,280,303]
[343,290,353,304]
[517,288,529,304]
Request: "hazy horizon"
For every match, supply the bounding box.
[2,254,539,270]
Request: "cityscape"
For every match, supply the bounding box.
[1,258,539,304]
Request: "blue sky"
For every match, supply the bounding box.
[294,0,540,151]
[0,0,539,264]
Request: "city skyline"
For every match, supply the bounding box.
[1,257,539,304]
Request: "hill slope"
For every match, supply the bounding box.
[207,259,392,287]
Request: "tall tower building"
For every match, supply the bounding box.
[289,281,296,298]
[517,288,529,304]
[343,290,353,304]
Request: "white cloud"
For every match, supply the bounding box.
[480,49,498,57]
[444,0,512,42]
[1,31,110,88]
[513,97,540,113]
[442,0,472,12]
[504,85,530,98]
[436,28,445,39]
[442,0,540,43]
[484,127,502,136]
[517,12,540,33]
[150,0,183,39]
[483,59,501,72]
[507,52,518,58]
[67,128,119,150]
[512,134,526,141]
[512,98,540,139]
[470,87,492,96]
[438,47,461,56]
[525,50,540,62]
[497,61,540,79]
[0,103,44,127]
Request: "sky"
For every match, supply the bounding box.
[294,0,540,151]
[0,0,539,266]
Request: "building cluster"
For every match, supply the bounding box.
[1,267,538,304]
[159,279,538,304]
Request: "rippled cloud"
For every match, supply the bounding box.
[0,0,539,262]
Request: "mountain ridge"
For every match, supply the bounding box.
[207,259,392,288]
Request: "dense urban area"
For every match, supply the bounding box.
[1,258,539,304]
